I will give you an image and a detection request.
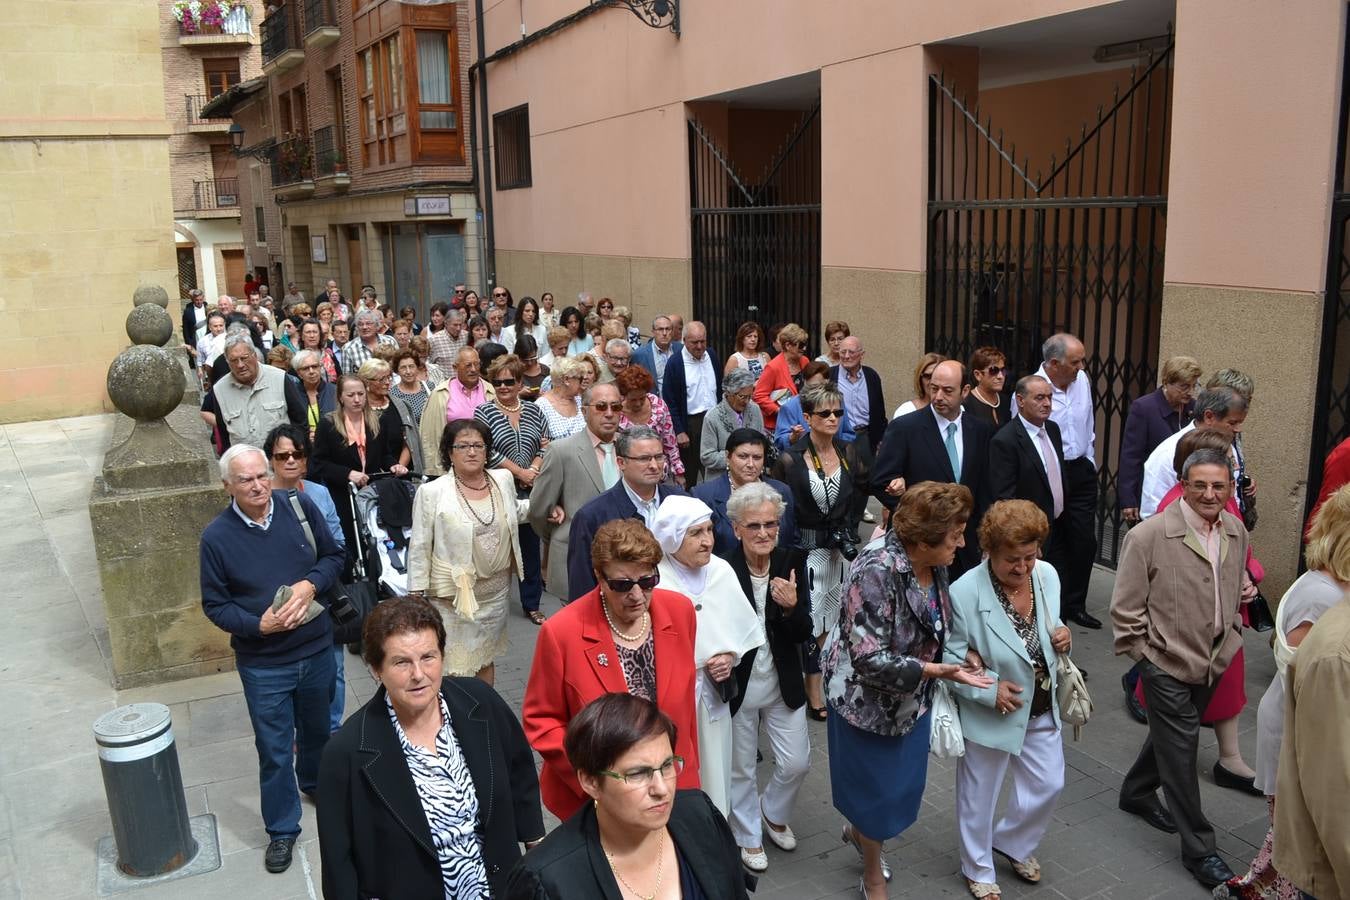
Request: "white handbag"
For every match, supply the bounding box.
[1055,652,1092,740]
[928,679,965,758]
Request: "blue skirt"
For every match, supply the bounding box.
[827,710,931,842]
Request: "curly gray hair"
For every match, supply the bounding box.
[726,481,785,523]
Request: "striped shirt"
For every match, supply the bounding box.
[475,400,547,480]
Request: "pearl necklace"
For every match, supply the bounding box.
[602,598,649,643]
[496,397,522,412]
[604,830,665,900]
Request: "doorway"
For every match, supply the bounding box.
[220,249,246,296]
[346,225,364,297]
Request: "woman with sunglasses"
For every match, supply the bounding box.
[507,693,750,900]
[523,519,702,820]
[962,346,1012,428]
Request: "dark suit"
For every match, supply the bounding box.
[317,677,545,900]
[565,480,688,601]
[989,416,1072,594]
[505,790,751,900]
[727,546,813,714]
[871,408,993,579]
[830,364,887,450]
[632,338,682,385]
[691,474,797,557]
[661,348,722,485]
[181,300,208,352]
[1117,388,1192,512]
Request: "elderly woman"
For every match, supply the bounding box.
[389,348,430,427]
[945,500,1073,900]
[475,353,549,625]
[893,352,946,418]
[824,482,994,899]
[390,317,414,350]
[319,598,544,899]
[616,365,684,484]
[291,349,336,439]
[774,382,873,721]
[818,320,850,366]
[653,496,765,818]
[408,419,527,685]
[724,482,813,874]
[613,304,642,349]
[538,325,571,369]
[296,317,338,383]
[962,346,1011,427]
[356,358,417,472]
[701,367,766,480]
[523,519,701,820]
[537,355,586,440]
[406,333,448,387]
[753,322,810,432]
[507,693,749,900]
[1118,354,1203,524]
[1217,486,1350,900]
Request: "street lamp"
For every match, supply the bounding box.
[616,0,678,35]
[229,123,273,162]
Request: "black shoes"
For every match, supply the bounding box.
[1213,761,1264,797]
[265,836,297,873]
[1065,610,1103,629]
[1186,854,1236,888]
[1118,798,1178,834]
[1122,672,1148,724]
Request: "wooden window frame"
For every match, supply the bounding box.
[493,104,531,190]
[203,57,242,99]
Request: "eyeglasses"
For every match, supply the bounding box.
[587,402,624,412]
[983,366,1007,375]
[1185,480,1229,494]
[271,451,306,462]
[598,756,684,787]
[492,292,508,298]
[739,520,779,533]
[490,378,518,387]
[452,443,487,452]
[622,453,665,464]
[812,408,844,419]
[603,572,660,593]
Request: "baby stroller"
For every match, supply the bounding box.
[341,472,427,651]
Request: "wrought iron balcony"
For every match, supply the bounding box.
[270,136,315,197]
[185,94,232,131]
[261,4,304,73]
[303,0,340,48]
[192,178,240,211]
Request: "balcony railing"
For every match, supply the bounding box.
[303,0,338,35]
[176,2,252,40]
[185,94,231,128]
[261,4,302,69]
[312,125,347,177]
[193,178,240,210]
[270,137,314,186]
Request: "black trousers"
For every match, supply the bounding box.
[1121,659,1219,863]
[679,410,707,486]
[1060,457,1098,615]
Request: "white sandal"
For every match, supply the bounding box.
[966,879,1002,899]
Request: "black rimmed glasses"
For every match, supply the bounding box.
[598,755,684,787]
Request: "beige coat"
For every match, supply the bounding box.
[526,428,605,599]
[407,468,526,597]
[1109,500,1247,685]
[1274,596,1350,899]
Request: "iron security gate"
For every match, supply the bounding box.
[689,103,821,355]
[926,45,1173,566]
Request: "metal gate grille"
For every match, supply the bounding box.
[689,103,821,355]
[926,45,1173,566]
[177,247,198,299]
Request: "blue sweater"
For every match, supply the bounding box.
[200,490,346,668]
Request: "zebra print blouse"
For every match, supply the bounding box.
[386,693,490,898]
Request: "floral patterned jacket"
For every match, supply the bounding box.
[620,393,685,477]
[821,528,950,737]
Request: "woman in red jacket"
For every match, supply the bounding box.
[522,519,702,819]
[752,323,810,432]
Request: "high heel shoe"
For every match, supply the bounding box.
[841,825,892,882]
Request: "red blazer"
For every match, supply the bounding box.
[752,353,809,431]
[522,586,701,819]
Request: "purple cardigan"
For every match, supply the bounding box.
[1117,388,1192,510]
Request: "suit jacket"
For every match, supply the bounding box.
[522,587,701,819]
[181,301,208,352]
[505,790,751,900]
[1110,501,1248,685]
[565,479,688,601]
[1117,388,1191,510]
[317,677,545,900]
[691,474,796,557]
[871,408,993,574]
[632,338,682,384]
[727,545,813,715]
[944,560,1064,754]
[988,416,1068,531]
[661,348,723,437]
[527,428,607,599]
[830,364,887,449]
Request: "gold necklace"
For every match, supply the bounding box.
[604,829,665,900]
[602,598,649,642]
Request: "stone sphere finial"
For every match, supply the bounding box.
[126,303,174,347]
[106,346,185,422]
[133,284,171,309]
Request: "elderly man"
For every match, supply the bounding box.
[429,308,468,368]
[451,283,467,309]
[444,346,489,423]
[1111,448,1248,890]
[662,320,722,487]
[282,282,305,311]
[200,444,345,874]
[830,335,887,455]
[486,306,512,351]
[599,338,631,383]
[693,427,796,556]
[201,333,307,450]
[1023,332,1101,628]
[989,374,1070,576]
[182,289,209,356]
[633,315,682,394]
[217,294,237,317]
[565,423,688,601]
[576,292,594,317]
[1139,386,1248,518]
[528,383,623,600]
[340,308,396,375]
[669,313,685,343]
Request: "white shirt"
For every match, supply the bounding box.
[1029,365,1096,465]
[1018,414,1054,473]
[1140,423,1193,518]
[892,399,919,420]
[683,347,717,416]
[931,405,964,472]
[622,480,661,529]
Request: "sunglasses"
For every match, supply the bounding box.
[490,378,517,387]
[812,408,844,419]
[604,572,660,593]
[271,451,306,462]
[587,402,624,412]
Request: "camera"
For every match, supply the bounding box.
[829,527,860,562]
[329,589,360,626]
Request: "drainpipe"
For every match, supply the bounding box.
[474,0,496,293]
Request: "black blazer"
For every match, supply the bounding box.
[565,479,688,602]
[727,545,813,715]
[829,363,887,449]
[772,436,874,539]
[311,408,404,551]
[181,300,207,352]
[505,789,752,900]
[988,416,1068,530]
[317,677,545,900]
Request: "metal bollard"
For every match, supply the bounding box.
[93,703,198,877]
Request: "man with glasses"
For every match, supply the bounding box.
[634,315,682,394]
[199,444,346,875]
[599,338,631,383]
[693,427,796,556]
[491,286,516,325]
[341,309,396,375]
[829,335,886,523]
[1110,448,1247,890]
[661,320,722,488]
[202,333,308,451]
[565,424,688,601]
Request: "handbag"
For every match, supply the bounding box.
[1246,585,1275,633]
[928,679,964,758]
[1055,652,1092,740]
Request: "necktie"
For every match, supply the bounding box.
[1038,428,1065,519]
[945,421,961,483]
[601,442,619,488]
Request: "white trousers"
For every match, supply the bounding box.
[954,712,1065,884]
[728,668,811,848]
[697,698,734,818]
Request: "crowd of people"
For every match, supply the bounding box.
[192,283,1350,900]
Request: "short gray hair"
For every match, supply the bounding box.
[355,308,382,328]
[1181,448,1233,482]
[1041,332,1077,363]
[1015,374,1050,398]
[581,381,620,407]
[223,332,261,359]
[219,444,266,481]
[604,338,631,355]
[1193,385,1247,422]
[652,315,671,330]
[447,309,465,322]
[1206,368,1255,403]
[727,481,785,523]
[723,367,757,394]
[799,382,843,415]
[291,349,320,371]
[616,425,661,456]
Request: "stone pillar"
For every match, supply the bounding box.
[90,302,232,689]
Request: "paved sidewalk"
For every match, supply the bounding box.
[0,414,1276,899]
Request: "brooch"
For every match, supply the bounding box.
[597,653,609,667]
